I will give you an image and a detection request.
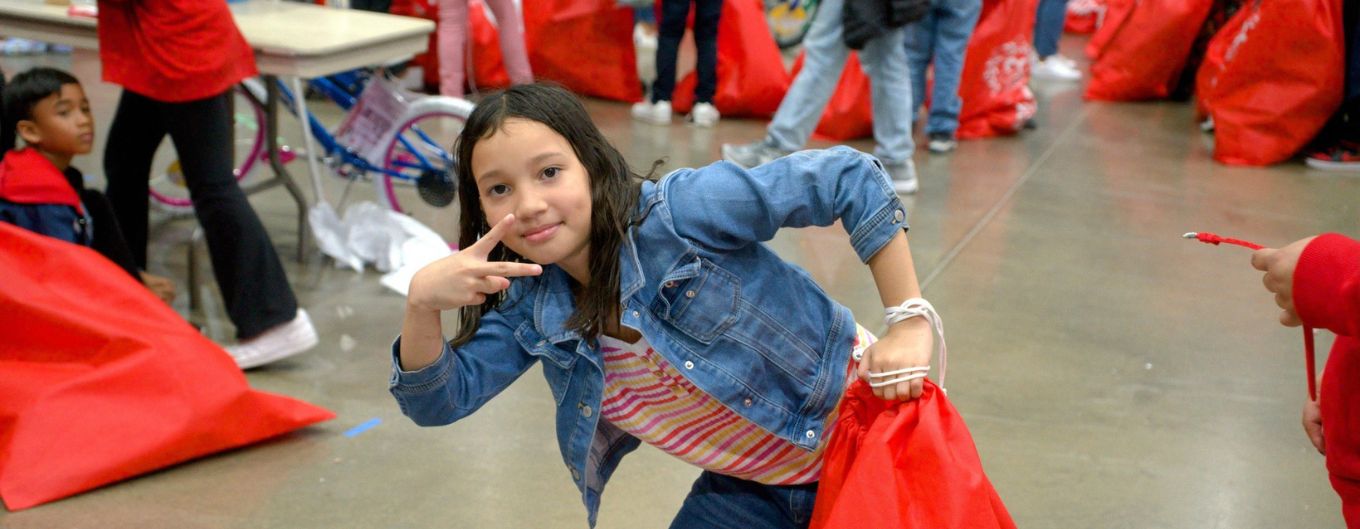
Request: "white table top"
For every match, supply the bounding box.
[0,1,434,77]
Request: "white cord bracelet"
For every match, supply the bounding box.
[861,297,948,391]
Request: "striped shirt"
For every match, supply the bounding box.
[598,325,874,485]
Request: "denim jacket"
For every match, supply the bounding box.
[389,146,910,526]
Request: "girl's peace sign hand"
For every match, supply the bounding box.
[407,214,543,312]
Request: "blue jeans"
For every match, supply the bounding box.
[1033,0,1067,58]
[765,0,915,165]
[907,0,981,137]
[669,471,820,529]
[653,0,721,103]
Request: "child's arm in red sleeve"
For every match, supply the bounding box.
[1294,233,1360,337]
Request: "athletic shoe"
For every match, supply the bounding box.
[721,140,790,168]
[631,100,672,125]
[226,309,319,369]
[927,132,957,153]
[1033,56,1082,81]
[885,160,919,194]
[689,102,721,127]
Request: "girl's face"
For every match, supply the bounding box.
[470,118,593,279]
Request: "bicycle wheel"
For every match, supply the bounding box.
[148,84,267,215]
[379,97,474,245]
[765,0,820,49]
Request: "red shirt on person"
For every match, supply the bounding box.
[1295,233,1360,527]
[97,0,257,103]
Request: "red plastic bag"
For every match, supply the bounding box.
[522,0,642,102]
[956,0,1039,140]
[1196,0,1345,166]
[0,224,334,511]
[467,0,512,90]
[811,380,1016,529]
[1063,0,1105,34]
[671,0,791,118]
[1083,0,1214,101]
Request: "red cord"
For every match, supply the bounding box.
[1186,231,1316,400]
[1188,231,1265,250]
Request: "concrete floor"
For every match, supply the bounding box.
[3,34,1358,528]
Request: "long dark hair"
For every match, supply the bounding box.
[451,83,656,346]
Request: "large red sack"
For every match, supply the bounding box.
[1196,0,1345,166]
[785,52,874,141]
[1063,0,1105,34]
[0,224,334,511]
[671,0,791,118]
[1083,0,1214,101]
[956,0,1039,140]
[522,0,642,102]
[467,0,512,90]
[810,380,1017,529]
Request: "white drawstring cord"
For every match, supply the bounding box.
[860,298,948,391]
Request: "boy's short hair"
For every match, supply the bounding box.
[2,67,82,149]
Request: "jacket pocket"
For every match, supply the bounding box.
[515,324,576,405]
[651,256,740,343]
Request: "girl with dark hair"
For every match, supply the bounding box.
[391,82,935,528]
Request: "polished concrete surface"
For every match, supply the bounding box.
[3,35,1358,528]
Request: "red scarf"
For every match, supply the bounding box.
[0,148,82,214]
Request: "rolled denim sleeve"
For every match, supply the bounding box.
[660,146,909,263]
[388,308,538,427]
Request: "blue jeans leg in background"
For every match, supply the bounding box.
[907,0,981,137]
[1033,0,1067,58]
[766,0,915,165]
[668,471,819,529]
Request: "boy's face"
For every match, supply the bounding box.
[19,83,94,156]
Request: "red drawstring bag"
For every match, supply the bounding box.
[671,0,791,119]
[1063,0,1105,34]
[956,0,1039,140]
[810,379,1017,529]
[1195,0,1345,166]
[0,224,334,511]
[786,52,874,141]
[467,0,512,90]
[522,0,642,102]
[1083,0,1214,101]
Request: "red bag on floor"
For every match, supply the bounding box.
[522,0,642,102]
[467,0,512,90]
[390,0,440,89]
[1196,0,1345,166]
[671,0,791,118]
[810,380,1017,529]
[1063,0,1105,34]
[0,224,334,511]
[1083,0,1213,101]
[786,52,874,141]
[956,0,1039,140]
[1082,0,1132,59]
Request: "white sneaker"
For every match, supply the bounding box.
[226,309,319,370]
[1032,56,1082,81]
[631,100,672,125]
[689,102,720,127]
[885,160,919,194]
[1051,54,1077,69]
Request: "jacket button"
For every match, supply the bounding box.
[664,281,677,288]
[805,430,816,439]
[683,361,695,370]
[580,405,593,418]
[893,209,905,223]
[685,290,696,298]
[537,340,546,347]
[632,310,640,318]
[743,398,753,407]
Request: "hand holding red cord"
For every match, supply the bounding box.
[1249,236,1317,327]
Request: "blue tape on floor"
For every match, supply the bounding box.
[344,417,382,438]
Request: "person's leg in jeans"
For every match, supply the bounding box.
[436,0,470,97]
[763,0,850,152]
[1033,0,1066,59]
[859,27,914,166]
[166,91,298,339]
[483,0,533,86]
[104,90,167,270]
[653,0,693,103]
[906,6,939,125]
[669,471,819,529]
[692,0,721,104]
[924,0,981,137]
